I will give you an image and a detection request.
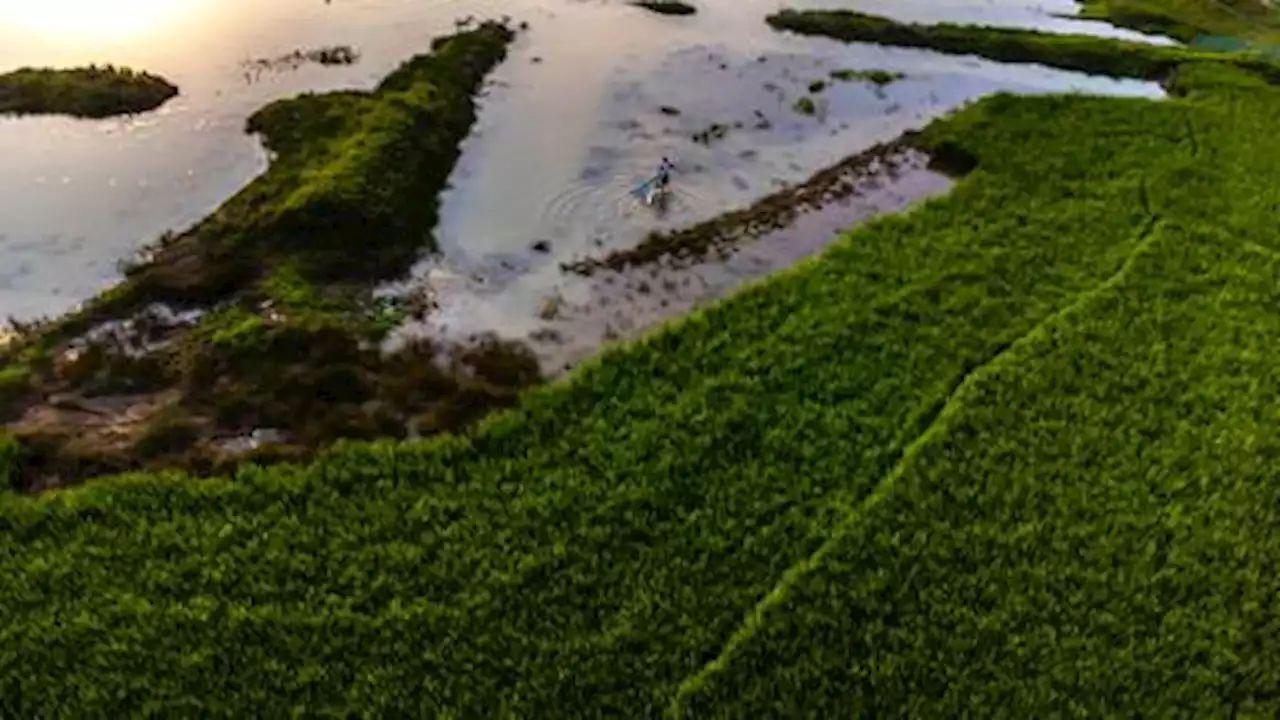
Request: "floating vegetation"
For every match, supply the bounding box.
[242,45,360,82]
[829,67,905,85]
[691,122,729,144]
[792,95,817,115]
[630,0,697,15]
[0,64,177,118]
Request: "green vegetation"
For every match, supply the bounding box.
[830,67,904,85]
[630,0,697,16]
[1078,0,1280,43]
[766,8,1280,82]
[792,95,816,115]
[0,64,177,118]
[7,13,1280,713]
[807,78,827,93]
[0,22,538,489]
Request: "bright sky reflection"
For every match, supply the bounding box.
[0,0,192,40]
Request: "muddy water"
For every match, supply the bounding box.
[1,0,1168,346]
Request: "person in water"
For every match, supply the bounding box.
[655,157,674,190]
[646,157,673,206]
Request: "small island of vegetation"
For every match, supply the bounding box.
[631,0,697,16]
[0,64,178,118]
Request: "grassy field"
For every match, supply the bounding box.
[1078,0,1280,43]
[5,7,1280,718]
[0,65,177,118]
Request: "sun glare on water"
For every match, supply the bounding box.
[0,0,189,39]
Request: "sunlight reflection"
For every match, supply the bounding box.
[0,0,193,39]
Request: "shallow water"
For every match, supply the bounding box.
[0,0,1170,335]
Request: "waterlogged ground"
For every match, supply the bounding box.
[0,0,1167,367]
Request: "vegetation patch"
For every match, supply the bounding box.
[0,21,539,490]
[0,65,177,118]
[563,138,925,274]
[691,122,729,144]
[242,45,360,79]
[766,9,1280,83]
[792,95,817,115]
[630,0,697,15]
[1076,0,1280,44]
[830,67,904,85]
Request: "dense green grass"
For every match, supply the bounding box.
[5,22,1280,713]
[1078,0,1280,43]
[766,9,1280,82]
[0,65,177,118]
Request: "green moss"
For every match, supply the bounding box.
[0,64,177,118]
[830,67,905,85]
[807,79,827,93]
[792,95,816,115]
[630,0,697,15]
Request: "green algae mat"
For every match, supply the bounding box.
[5,14,1280,718]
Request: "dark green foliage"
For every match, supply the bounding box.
[0,364,31,411]
[0,64,177,118]
[630,0,697,16]
[0,433,22,491]
[766,9,1280,83]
